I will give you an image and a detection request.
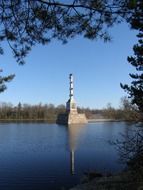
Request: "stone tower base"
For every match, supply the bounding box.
[56,112,87,125]
[68,113,87,124]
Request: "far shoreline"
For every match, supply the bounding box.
[0,119,141,123]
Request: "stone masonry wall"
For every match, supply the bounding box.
[68,113,87,124]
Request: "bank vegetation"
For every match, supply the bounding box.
[0,97,142,122]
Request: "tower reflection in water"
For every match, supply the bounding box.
[68,124,86,175]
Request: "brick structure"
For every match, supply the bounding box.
[56,74,87,125]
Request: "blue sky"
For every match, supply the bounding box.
[0,22,137,109]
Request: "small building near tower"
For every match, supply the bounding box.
[56,74,87,125]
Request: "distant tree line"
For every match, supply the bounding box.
[104,97,143,121]
[0,102,65,122]
[0,97,142,122]
[79,97,142,121]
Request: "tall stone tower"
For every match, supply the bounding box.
[66,74,77,114]
[56,74,87,125]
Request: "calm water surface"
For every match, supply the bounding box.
[0,122,139,190]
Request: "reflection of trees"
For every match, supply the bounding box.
[68,124,85,175]
[113,128,143,181]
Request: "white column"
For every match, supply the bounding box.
[69,74,74,99]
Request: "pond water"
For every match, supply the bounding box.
[0,122,139,190]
